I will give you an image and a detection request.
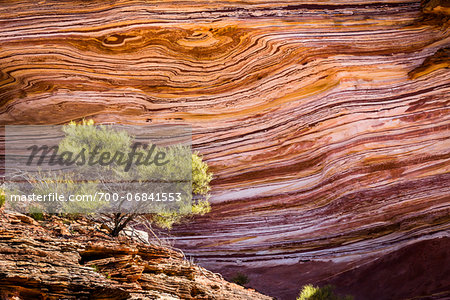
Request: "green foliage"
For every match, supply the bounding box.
[297,284,353,300]
[298,285,317,300]
[0,188,5,208]
[147,194,211,230]
[151,212,183,230]
[28,206,44,221]
[231,273,249,286]
[51,119,212,234]
[192,152,213,195]
[61,119,132,159]
[191,199,211,215]
[27,172,104,214]
[149,150,212,229]
[151,153,212,229]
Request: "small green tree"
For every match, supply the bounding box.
[297,284,353,300]
[23,120,212,236]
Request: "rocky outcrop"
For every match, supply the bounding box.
[0,0,449,299]
[0,211,272,300]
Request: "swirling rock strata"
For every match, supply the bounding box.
[0,0,449,299]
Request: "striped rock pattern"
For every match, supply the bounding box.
[0,0,449,298]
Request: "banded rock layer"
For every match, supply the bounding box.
[0,0,449,299]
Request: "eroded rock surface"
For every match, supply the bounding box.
[0,211,272,300]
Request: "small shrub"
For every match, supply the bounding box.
[150,152,212,230]
[231,273,249,286]
[0,188,5,208]
[28,206,44,221]
[191,198,211,215]
[297,284,353,300]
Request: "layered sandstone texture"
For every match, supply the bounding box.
[0,211,272,300]
[0,0,449,299]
